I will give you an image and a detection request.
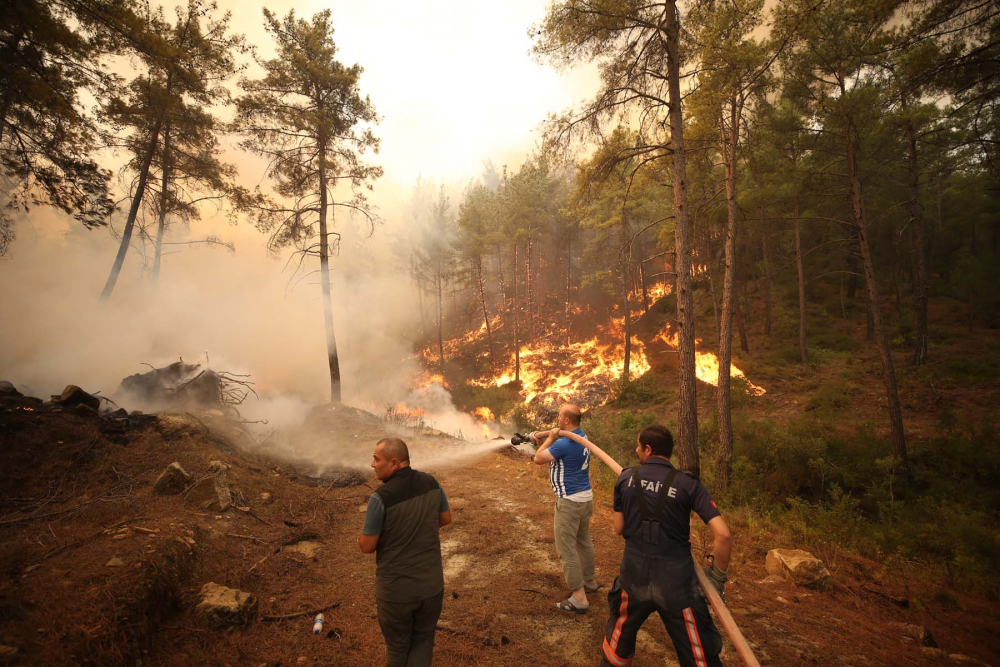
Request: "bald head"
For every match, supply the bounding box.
[377,437,410,463]
[559,404,582,427]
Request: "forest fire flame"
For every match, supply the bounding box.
[655,329,766,396]
[471,320,651,410]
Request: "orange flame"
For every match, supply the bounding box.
[655,329,765,396]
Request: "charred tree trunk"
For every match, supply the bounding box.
[794,199,808,363]
[317,153,342,403]
[664,1,698,478]
[905,114,929,366]
[476,254,496,372]
[845,119,908,470]
[99,113,165,302]
[152,124,171,291]
[762,226,772,337]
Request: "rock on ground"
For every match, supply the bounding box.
[196,582,257,626]
[765,548,831,590]
[54,385,100,411]
[153,463,191,496]
[886,622,937,647]
[184,475,232,511]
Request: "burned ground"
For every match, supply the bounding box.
[1,389,998,666]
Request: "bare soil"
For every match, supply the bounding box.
[0,390,998,666]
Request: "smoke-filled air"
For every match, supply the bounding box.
[2,0,1000,665]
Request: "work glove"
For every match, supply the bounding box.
[703,563,728,599]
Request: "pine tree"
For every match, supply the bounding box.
[236,9,381,404]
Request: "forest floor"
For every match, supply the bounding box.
[1,388,997,667]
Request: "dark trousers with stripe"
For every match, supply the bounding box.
[599,578,723,667]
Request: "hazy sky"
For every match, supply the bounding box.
[223,0,597,187]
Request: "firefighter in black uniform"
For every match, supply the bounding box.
[599,424,731,667]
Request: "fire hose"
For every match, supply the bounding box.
[515,431,761,667]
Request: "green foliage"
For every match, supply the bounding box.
[609,373,675,408]
[582,410,659,488]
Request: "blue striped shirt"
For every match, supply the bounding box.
[547,429,592,500]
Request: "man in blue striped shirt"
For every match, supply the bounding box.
[531,403,599,613]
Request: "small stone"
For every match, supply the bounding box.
[185,475,232,512]
[208,460,230,473]
[106,557,124,567]
[776,596,789,604]
[950,655,972,663]
[887,622,936,647]
[153,463,191,496]
[196,582,257,627]
[921,648,947,659]
[260,492,273,505]
[297,657,307,664]
[112,534,128,540]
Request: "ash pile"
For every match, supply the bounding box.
[117,360,255,415]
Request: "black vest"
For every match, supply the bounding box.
[374,467,444,603]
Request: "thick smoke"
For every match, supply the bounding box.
[0,180,504,470]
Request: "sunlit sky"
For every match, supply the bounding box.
[221,0,598,188]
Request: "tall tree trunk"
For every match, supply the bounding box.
[707,228,721,341]
[794,199,808,363]
[152,124,171,291]
[318,157,342,403]
[622,259,632,384]
[565,240,572,347]
[477,254,496,372]
[639,257,650,313]
[717,98,740,492]
[99,114,165,302]
[513,242,520,383]
[762,226,772,337]
[905,114,929,366]
[436,263,445,365]
[525,239,533,343]
[663,1,698,477]
[845,122,908,470]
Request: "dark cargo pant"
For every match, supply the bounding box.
[376,590,444,667]
[599,578,723,667]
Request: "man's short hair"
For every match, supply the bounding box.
[377,437,410,462]
[638,425,674,458]
[561,404,582,426]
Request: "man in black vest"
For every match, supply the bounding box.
[359,437,452,667]
[600,424,731,667]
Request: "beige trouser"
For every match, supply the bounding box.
[554,497,596,591]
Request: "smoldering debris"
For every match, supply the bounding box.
[116,361,256,413]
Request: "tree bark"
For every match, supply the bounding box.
[436,260,445,365]
[639,253,650,313]
[317,152,342,403]
[476,254,496,373]
[905,113,929,366]
[513,242,520,383]
[762,226,772,337]
[565,240,572,346]
[99,113,165,302]
[621,258,632,384]
[794,198,808,363]
[845,121,908,470]
[663,1,698,478]
[152,123,171,291]
[525,239,533,343]
[717,98,740,492]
